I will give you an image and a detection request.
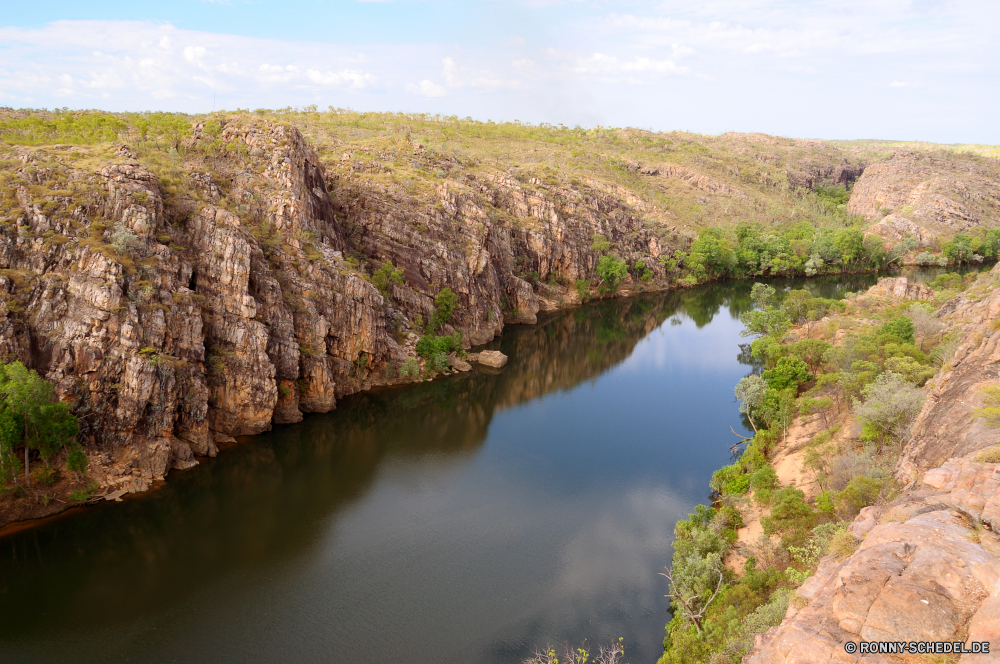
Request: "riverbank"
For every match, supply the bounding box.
[659,264,1000,664]
[0,262,892,532]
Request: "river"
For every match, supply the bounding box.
[0,274,882,663]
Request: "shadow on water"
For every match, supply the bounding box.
[0,272,882,663]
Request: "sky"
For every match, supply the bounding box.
[1,0,998,143]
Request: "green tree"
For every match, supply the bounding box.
[0,362,80,486]
[786,338,832,374]
[739,307,791,339]
[734,374,766,433]
[372,260,404,297]
[595,255,628,292]
[880,316,915,344]
[762,357,813,391]
[761,487,817,548]
[591,233,611,254]
[429,287,459,332]
[750,283,775,310]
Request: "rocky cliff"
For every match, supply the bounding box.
[746,266,1000,664]
[0,114,697,517]
[1,111,999,526]
[849,151,1000,249]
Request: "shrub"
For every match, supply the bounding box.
[761,487,816,548]
[828,530,860,558]
[749,465,779,506]
[711,463,750,495]
[853,371,926,446]
[786,339,831,373]
[430,352,449,372]
[68,480,99,503]
[415,331,463,359]
[66,446,88,475]
[110,222,142,257]
[596,255,628,292]
[974,384,1000,427]
[879,316,915,344]
[974,445,1000,463]
[372,260,404,297]
[762,357,813,391]
[575,279,591,302]
[429,287,459,332]
[399,358,420,378]
[883,356,935,386]
[837,476,883,516]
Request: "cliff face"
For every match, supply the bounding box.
[1,112,999,521]
[848,151,1000,247]
[0,116,694,508]
[746,266,1000,664]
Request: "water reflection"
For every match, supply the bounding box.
[0,274,880,664]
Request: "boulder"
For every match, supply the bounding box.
[448,354,472,372]
[476,350,508,368]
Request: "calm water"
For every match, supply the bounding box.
[0,275,879,664]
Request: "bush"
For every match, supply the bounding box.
[66,446,88,475]
[879,316,915,344]
[429,287,459,332]
[110,222,142,257]
[399,358,420,378]
[853,371,926,446]
[430,352,449,372]
[711,463,750,495]
[762,357,813,391]
[415,331,463,359]
[838,476,883,517]
[749,465,779,506]
[974,384,1000,427]
[575,279,591,302]
[371,260,404,297]
[761,487,816,548]
[596,255,628,292]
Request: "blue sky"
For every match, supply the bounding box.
[2,1,998,143]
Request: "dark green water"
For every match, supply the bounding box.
[0,274,880,664]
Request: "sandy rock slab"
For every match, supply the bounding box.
[475,350,508,368]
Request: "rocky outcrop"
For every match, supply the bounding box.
[864,276,934,302]
[475,350,508,368]
[898,267,1000,479]
[864,215,935,248]
[746,266,1000,664]
[0,116,689,510]
[849,151,1000,239]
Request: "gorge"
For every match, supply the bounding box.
[2,109,1000,664]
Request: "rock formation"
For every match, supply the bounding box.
[745,265,1000,664]
[849,151,1000,240]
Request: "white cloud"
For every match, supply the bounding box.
[306,69,374,88]
[442,57,520,90]
[512,58,536,71]
[890,80,908,87]
[406,79,448,97]
[576,52,687,76]
[183,45,207,64]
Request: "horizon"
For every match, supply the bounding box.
[2,2,998,145]
[4,107,999,150]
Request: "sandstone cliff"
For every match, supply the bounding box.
[745,266,1000,664]
[849,151,1000,248]
[0,114,703,517]
[1,110,999,526]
